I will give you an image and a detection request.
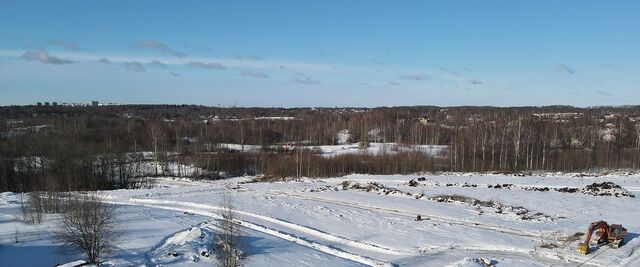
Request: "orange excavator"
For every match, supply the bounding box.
[576,221,627,255]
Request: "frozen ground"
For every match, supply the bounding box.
[1,174,639,266]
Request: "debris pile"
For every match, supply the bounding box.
[408,179,635,198]
[582,182,635,198]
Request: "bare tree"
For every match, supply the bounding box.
[56,194,120,264]
[174,121,184,177]
[513,117,523,170]
[635,122,640,150]
[21,191,44,223]
[216,194,246,267]
[148,121,165,176]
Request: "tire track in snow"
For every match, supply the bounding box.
[139,187,561,245]
[267,191,560,241]
[127,198,539,257]
[129,198,413,256]
[104,197,577,266]
[104,199,391,267]
[602,237,640,267]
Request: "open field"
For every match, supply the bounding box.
[2,173,639,266]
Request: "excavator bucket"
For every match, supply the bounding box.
[576,242,589,255]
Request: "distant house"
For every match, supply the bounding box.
[417,115,431,125]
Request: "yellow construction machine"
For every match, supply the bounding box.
[576,221,627,255]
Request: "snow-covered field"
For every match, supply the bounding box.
[1,173,639,266]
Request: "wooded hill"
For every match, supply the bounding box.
[1,105,639,192]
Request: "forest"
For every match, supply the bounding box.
[1,104,640,192]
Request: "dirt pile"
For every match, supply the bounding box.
[415,180,635,198]
[341,180,412,196]
[581,182,635,197]
[430,194,553,221]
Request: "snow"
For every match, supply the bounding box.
[252,116,296,120]
[337,129,351,145]
[214,142,448,158]
[2,173,640,266]
[149,226,215,265]
[216,143,263,152]
[56,260,89,267]
[445,257,493,267]
[314,143,448,158]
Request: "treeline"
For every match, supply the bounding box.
[194,151,441,179]
[0,153,159,193]
[1,105,640,192]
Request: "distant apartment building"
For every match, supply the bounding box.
[92,101,99,107]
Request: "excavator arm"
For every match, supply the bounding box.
[577,221,608,255]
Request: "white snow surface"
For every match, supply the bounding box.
[2,173,640,266]
[314,143,447,158]
[215,142,448,158]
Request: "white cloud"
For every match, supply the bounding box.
[186,61,225,70]
[148,60,166,68]
[21,50,73,65]
[466,79,483,85]
[123,61,146,72]
[398,73,428,81]
[596,90,613,96]
[242,70,268,78]
[556,64,575,74]
[292,74,320,84]
[48,40,81,51]
[136,40,186,58]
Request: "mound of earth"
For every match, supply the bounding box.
[581,182,635,198]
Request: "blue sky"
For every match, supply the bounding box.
[0,0,639,107]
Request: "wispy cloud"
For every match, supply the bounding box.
[233,54,263,60]
[123,61,146,72]
[506,87,523,93]
[148,60,166,68]
[596,90,614,96]
[398,73,428,81]
[242,70,268,79]
[317,50,341,58]
[372,59,385,66]
[388,81,400,86]
[136,40,186,58]
[21,50,73,65]
[48,40,81,51]
[466,79,483,85]
[292,74,320,85]
[603,64,620,70]
[186,61,226,70]
[0,49,354,73]
[97,57,111,64]
[439,67,460,77]
[556,64,575,74]
[170,72,181,77]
